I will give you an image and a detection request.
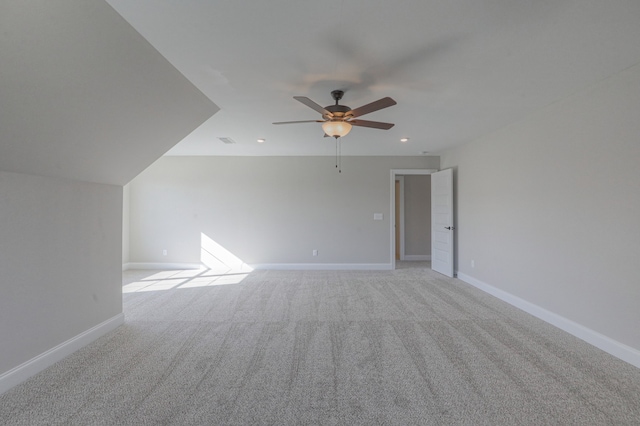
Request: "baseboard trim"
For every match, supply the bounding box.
[124,262,393,271]
[251,263,393,271]
[456,272,640,369]
[402,255,431,261]
[125,262,202,270]
[0,313,124,395]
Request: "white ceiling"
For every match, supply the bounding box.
[105,0,640,157]
[1,0,216,185]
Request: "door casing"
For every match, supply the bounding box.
[390,169,438,270]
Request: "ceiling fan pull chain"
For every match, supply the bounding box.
[338,138,342,173]
[335,138,338,169]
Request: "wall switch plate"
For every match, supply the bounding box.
[163,249,168,256]
[373,213,383,220]
[471,259,475,268]
[312,249,318,256]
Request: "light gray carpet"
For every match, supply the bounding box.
[1,265,640,425]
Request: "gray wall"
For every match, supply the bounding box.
[0,0,217,389]
[0,171,122,374]
[404,175,431,256]
[439,62,640,352]
[128,156,439,267]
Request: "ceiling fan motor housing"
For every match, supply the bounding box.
[323,104,351,120]
[325,90,352,120]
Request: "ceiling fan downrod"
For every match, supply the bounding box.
[331,90,345,105]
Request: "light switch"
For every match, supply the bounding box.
[373,213,383,220]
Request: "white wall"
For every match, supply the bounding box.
[128,156,439,268]
[440,63,640,359]
[0,171,123,376]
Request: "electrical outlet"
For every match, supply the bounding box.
[163,249,168,256]
[313,249,318,256]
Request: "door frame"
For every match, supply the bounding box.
[390,169,439,270]
[395,176,405,261]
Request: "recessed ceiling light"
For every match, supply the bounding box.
[420,151,429,155]
[400,138,409,142]
[257,138,265,143]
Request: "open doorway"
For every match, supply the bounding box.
[394,177,403,261]
[390,169,438,270]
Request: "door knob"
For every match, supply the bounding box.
[445,226,455,230]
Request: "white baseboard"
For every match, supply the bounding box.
[0,313,124,395]
[402,255,431,261]
[125,262,202,271]
[124,262,393,271]
[251,263,393,271]
[456,272,640,369]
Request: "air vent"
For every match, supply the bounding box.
[218,137,236,144]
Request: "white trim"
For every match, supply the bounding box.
[125,262,393,271]
[457,272,640,369]
[395,176,406,261]
[403,255,431,261]
[122,262,131,271]
[390,169,438,270]
[0,313,124,395]
[251,263,392,271]
[126,262,202,270]
[392,169,438,175]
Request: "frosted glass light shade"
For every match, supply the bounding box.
[322,120,352,138]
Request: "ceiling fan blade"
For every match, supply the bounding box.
[294,96,334,117]
[273,120,324,125]
[347,97,397,118]
[349,119,395,130]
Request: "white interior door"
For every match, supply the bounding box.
[431,168,454,277]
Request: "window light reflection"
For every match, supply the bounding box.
[123,233,253,293]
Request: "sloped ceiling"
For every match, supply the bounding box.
[104,0,640,157]
[0,0,218,185]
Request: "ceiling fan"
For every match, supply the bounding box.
[273,90,396,138]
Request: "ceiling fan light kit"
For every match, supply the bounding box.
[322,120,352,138]
[273,90,396,139]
